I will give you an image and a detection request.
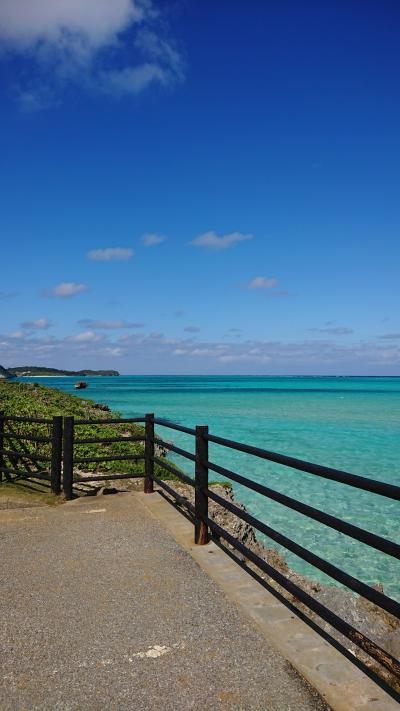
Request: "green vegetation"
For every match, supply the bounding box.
[0,479,62,509]
[0,380,171,482]
[8,366,120,376]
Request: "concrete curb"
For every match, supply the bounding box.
[137,490,399,711]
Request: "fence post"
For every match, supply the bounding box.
[0,411,4,484]
[50,416,62,495]
[144,413,154,493]
[195,425,209,545]
[63,416,74,500]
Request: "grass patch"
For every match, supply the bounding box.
[0,380,170,483]
[0,479,61,508]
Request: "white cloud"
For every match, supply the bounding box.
[87,247,134,262]
[101,28,185,97]
[147,331,164,340]
[190,347,229,357]
[68,330,103,343]
[46,282,88,298]
[142,233,166,247]
[0,1,184,106]
[0,0,142,50]
[1,326,400,373]
[247,276,278,289]
[190,231,253,251]
[21,317,53,330]
[135,29,184,80]
[78,319,144,329]
[218,353,271,364]
[8,331,26,339]
[101,63,169,96]
[103,346,123,357]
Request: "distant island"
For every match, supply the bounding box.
[6,366,120,377]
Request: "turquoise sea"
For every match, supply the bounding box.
[26,375,400,598]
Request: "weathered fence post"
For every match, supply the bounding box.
[63,416,74,500]
[195,424,209,545]
[0,411,4,484]
[144,413,154,493]
[50,416,62,495]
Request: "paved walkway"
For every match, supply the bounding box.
[0,493,327,711]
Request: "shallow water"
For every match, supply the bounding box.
[24,375,400,597]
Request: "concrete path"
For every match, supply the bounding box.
[0,492,328,711]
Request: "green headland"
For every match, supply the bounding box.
[0,380,169,506]
[7,366,120,377]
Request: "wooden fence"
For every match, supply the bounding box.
[0,410,399,687]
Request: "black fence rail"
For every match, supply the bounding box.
[0,411,62,494]
[62,415,145,498]
[0,412,146,497]
[0,410,399,686]
[146,414,400,683]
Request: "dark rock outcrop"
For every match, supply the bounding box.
[0,365,16,379]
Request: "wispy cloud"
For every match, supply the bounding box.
[224,328,241,339]
[135,29,184,82]
[0,1,184,108]
[78,319,144,330]
[184,326,200,333]
[310,326,354,335]
[87,247,134,262]
[1,327,400,373]
[166,337,400,370]
[190,231,253,251]
[379,333,400,340]
[100,63,168,97]
[142,233,166,247]
[67,331,104,344]
[21,317,53,330]
[247,276,278,289]
[16,85,58,113]
[0,291,18,300]
[45,282,88,298]
[0,0,142,49]
[101,28,184,97]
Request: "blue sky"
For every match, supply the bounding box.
[0,0,399,374]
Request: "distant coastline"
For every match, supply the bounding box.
[8,366,120,377]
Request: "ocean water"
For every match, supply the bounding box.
[25,375,400,598]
